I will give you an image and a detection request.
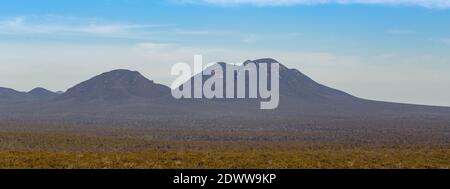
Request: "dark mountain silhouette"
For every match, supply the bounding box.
[0,87,31,103]
[0,58,449,122]
[57,69,170,102]
[177,58,354,101]
[248,58,354,100]
[28,87,59,100]
[0,87,59,104]
[174,59,450,117]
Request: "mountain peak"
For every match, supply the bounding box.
[29,87,52,93]
[0,87,23,97]
[252,58,279,63]
[0,87,31,103]
[28,87,59,100]
[103,69,141,76]
[58,69,170,101]
[0,87,18,93]
[244,58,289,71]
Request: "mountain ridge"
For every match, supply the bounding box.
[1,58,450,121]
[0,87,59,103]
[28,87,59,100]
[57,69,171,102]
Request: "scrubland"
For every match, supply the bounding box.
[0,120,448,169]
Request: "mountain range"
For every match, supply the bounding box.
[0,87,58,104]
[1,58,450,122]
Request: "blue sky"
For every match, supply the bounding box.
[1,0,450,106]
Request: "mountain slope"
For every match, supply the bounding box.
[0,87,60,104]
[58,69,171,102]
[176,58,355,101]
[1,59,450,122]
[170,58,450,118]
[0,87,31,104]
[28,87,59,100]
[250,58,355,101]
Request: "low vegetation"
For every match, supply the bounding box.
[1,146,449,169]
[0,121,448,169]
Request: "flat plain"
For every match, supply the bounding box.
[0,119,448,169]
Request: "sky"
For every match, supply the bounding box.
[0,0,450,106]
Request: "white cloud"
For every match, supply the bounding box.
[0,16,254,41]
[173,29,212,35]
[0,16,167,38]
[136,42,174,49]
[179,0,450,8]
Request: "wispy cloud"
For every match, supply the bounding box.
[0,15,305,45]
[136,42,175,49]
[0,16,169,38]
[0,16,259,42]
[173,29,212,35]
[178,0,450,9]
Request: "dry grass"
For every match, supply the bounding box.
[1,147,449,169]
[0,132,448,169]
[0,121,448,169]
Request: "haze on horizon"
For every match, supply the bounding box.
[0,0,449,106]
